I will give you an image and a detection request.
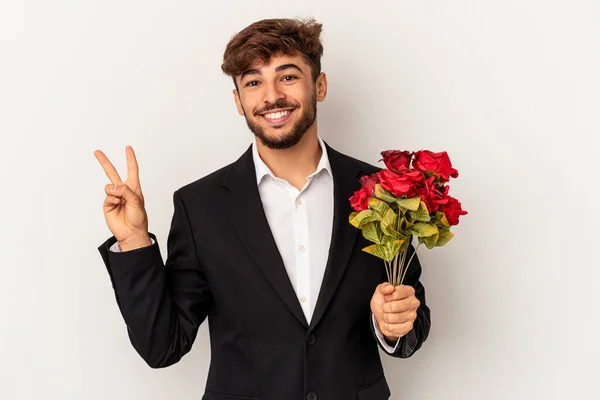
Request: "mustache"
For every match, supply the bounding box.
[254,100,299,116]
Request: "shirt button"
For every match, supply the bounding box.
[299,296,307,303]
[296,199,302,205]
[307,334,317,345]
[307,393,318,400]
[298,245,305,252]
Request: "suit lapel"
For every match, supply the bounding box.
[308,142,364,333]
[220,144,309,328]
[220,141,369,332]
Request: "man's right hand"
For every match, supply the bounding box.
[94,146,152,251]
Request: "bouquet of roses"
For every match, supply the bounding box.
[349,150,467,286]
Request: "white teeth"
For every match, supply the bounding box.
[264,110,290,120]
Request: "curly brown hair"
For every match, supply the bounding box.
[221,18,324,87]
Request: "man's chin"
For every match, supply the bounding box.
[253,129,303,150]
[257,135,297,149]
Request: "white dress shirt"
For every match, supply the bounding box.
[109,136,400,352]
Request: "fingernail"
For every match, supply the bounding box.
[111,185,117,193]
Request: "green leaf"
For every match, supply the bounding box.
[373,184,397,204]
[422,232,439,249]
[382,235,405,247]
[350,211,358,221]
[395,195,421,211]
[436,229,455,247]
[362,238,404,262]
[381,209,402,238]
[409,201,431,222]
[362,222,385,244]
[435,211,450,228]
[362,244,388,262]
[410,222,439,238]
[349,209,381,228]
[384,238,404,260]
[388,218,411,242]
[400,217,414,232]
[368,197,391,217]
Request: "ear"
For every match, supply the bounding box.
[315,72,328,102]
[233,88,245,116]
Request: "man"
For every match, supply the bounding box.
[95,18,430,400]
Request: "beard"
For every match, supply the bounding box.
[243,92,317,150]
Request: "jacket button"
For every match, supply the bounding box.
[307,334,317,345]
[307,392,318,400]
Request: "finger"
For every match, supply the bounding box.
[383,310,417,324]
[112,183,141,206]
[105,184,129,203]
[94,150,123,185]
[384,284,415,302]
[126,146,140,185]
[105,183,120,196]
[103,195,124,209]
[383,321,414,337]
[378,282,395,295]
[382,297,420,313]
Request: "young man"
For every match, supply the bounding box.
[95,18,430,400]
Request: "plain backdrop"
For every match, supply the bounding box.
[1,1,599,399]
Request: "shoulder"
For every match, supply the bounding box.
[172,147,248,205]
[174,162,232,200]
[325,143,382,177]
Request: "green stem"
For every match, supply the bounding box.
[400,241,421,285]
[398,243,407,286]
[392,252,397,286]
[394,210,405,286]
[384,260,391,283]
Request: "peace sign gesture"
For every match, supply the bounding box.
[94,146,151,251]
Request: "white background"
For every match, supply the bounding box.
[1,1,599,399]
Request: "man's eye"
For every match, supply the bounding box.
[245,81,259,87]
[282,75,298,81]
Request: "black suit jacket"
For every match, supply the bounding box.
[98,141,431,400]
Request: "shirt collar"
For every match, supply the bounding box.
[252,135,333,185]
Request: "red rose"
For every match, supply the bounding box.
[378,169,423,198]
[420,176,450,213]
[439,196,468,225]
[349,187,370,212]
[359,172,379,195]
[413,150,459,183]
[380,150,413,173]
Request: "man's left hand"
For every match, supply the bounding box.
[370,282,420,343]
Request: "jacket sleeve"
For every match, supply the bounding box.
[97,190,213,368]
[370,242,431,358]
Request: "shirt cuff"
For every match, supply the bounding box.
[109,237,155,253]
[371,312,402,354]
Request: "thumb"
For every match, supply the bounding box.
[112,184,141,205]
[379,282,395,295]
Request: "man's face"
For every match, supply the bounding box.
[233,54,327,150]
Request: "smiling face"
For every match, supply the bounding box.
[233,54,327,149]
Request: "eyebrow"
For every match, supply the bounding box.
[275,63,304,75]
[239,63,305,82]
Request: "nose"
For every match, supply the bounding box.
[262,81,285,105]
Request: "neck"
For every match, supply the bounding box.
[255,126,322,189]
